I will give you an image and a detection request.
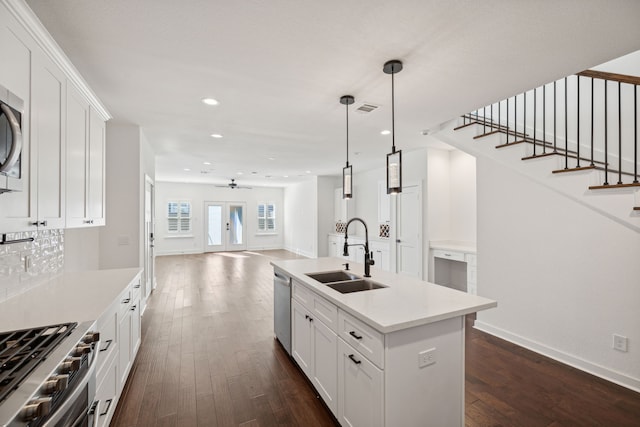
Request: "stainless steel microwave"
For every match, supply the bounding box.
[0,83,24,194]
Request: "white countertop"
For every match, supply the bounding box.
[271,257,496,334]
[0,268,142,332]
[430,240,477,254]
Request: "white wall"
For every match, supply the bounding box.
[449,150,477,242]
[317,176,341,257]
[426,148,452,241]
[99,123,142,269]
[64,228,100,271]
[283,178,318,257]
[475,156,640,392]
[155,181,284,255]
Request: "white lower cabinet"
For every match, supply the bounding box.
[337,339,383,427]
[94,273,142,427]
[95,353,118,427]
[292,285,338,416]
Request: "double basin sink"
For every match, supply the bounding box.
[305,270,387,294]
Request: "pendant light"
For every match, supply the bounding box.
[384,59,403,194]
[340,95,355,199]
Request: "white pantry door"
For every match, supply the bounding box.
[205,202,247,252]
[396,183,422,279]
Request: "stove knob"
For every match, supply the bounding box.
[82,331,100,344]
[21,397,52,421]
[41,374,69,394]
[72,344,92,356]
[60,357,82,373]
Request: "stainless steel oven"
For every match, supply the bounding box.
[0,322,100,427]
[0,82,23,194]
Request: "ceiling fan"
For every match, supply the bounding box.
[215,178,252,190]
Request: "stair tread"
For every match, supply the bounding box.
[552,166,597,174]
[589,183,640,190]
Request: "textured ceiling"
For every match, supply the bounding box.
[26,0,640,187]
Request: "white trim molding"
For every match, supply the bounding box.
[474,320,640,393]
[2,0,111,121]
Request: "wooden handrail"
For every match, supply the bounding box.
[577,70,640,86]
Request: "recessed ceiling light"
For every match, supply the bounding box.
[381,130,391,135]
[268,157,275,161]
[210,133,223,138]
[184,168,191,172]
[237,171,243,175]
[202,98,219,106]
[283,175,289,178]
[203,161,211,165]
[305,170,311,174]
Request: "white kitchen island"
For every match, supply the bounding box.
[271,257,496,427]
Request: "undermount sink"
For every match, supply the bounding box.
[306,270,360,283]
[326,279,387,294]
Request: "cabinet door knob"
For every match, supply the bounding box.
[348,354,362,365]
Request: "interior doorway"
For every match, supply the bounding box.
[143,176,156,310]
[204,201,247,252]
[395,182,423,279]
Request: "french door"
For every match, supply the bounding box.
[204,202,247,252]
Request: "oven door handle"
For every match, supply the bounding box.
[40,350,98,427]
[0,103,23,173]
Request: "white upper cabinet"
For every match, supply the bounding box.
[31,52,66,230]
[0,3,109,232]
[87,107,105,225]
[0,12,36,232]
[334,187,352,223]
[65,84,89,227]
[377,181,390,223]
[66,83,105,228]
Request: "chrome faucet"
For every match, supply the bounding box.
[343,217,375,277]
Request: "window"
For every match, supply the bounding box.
[257,202,276,232]
[167,201,191,233]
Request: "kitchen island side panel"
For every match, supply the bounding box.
[384,316,465,427]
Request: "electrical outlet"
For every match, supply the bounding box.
[613,334,628,352]
[418,348,436,368]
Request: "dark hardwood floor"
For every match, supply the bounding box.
[111,251,640,426]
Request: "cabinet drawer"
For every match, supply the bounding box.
[311,293,338,333]
[117,287,132,319]
[95,355,118,427]
[96,306,117,375]
[338,310,384,369]
[433,249,465,262]
[292,280,313,309]
[132,277,142,301]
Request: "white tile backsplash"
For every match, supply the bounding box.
[0,229,64,303]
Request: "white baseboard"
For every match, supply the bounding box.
[283,245,315,259]
[474,320,640,393]
[155,249,202,256]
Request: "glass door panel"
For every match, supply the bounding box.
[205,202,247,252]
[227,204,246,250]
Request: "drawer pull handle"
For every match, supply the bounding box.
[122,298,130,304]
[131,305,137,311]
[134,284,141,289]
[348,354,361,365]
[349,331,363,340]
[444,253,451,257]
[99,339,113,352]
[99,399,113,417]
[304,314,309,320]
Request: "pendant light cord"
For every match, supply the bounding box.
[391,69,396,153]
[346,101,350,167]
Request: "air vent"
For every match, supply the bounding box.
[355,103,380,114]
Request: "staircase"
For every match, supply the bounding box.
[434,70,640,232]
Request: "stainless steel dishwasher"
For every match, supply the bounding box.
[273,269,292,355]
